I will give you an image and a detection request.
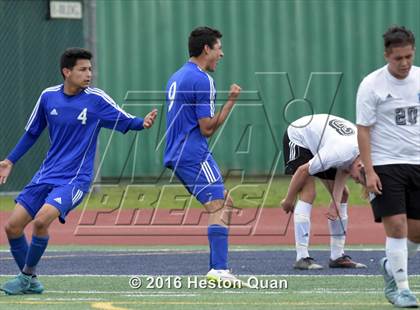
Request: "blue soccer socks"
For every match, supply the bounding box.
[23,235,49,275]
[8,235,29,271]
[208,224,229,270]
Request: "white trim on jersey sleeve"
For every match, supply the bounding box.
[204,73,215,117]
[25,97,42,131]
[25,85,61,131]
[356,79,378,127]
[85,87,135,119]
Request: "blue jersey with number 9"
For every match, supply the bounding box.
[164,62,216,168]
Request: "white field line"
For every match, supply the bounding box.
[46,291,198,297]
[122,294,198,297]
[1,274,420,277]
[0,301,394,306]
[25,297,104,301]
[8,289,420,295]
[0,249,389,261]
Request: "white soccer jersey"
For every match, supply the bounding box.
[356,65,420,165]
[287,114,359,175]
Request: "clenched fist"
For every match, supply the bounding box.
[228,84,241,101]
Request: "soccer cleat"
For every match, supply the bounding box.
[0,273,31,295]
[379,257,398,304]
[393,289,419,308]
[329,255,367,268]
[293,257,323,270]
[23,276,44,294]
[206,269,247,288]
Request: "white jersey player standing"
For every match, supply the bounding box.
[281,114,367,270]
[357,25,420,308]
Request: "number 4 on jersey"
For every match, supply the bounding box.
[77,108,88,125]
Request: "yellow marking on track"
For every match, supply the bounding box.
[91,302,129,310]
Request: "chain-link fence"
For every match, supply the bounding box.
[0,0,85,193]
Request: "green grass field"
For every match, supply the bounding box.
[0,177,368,211]
[0,177,385,310]
[1,275,418,310]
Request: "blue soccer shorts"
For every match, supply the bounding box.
[15,182,87,224]
[173,155,225,205]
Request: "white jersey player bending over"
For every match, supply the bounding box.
[281,114,366,270]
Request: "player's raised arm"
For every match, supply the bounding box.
[198,83,241,137]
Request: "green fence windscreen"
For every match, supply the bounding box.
[95,0,420,180]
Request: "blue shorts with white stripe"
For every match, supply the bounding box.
[172,155,225,205]
[15,182,86,224]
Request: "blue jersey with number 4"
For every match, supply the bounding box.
[164,62,216,168]
[25,84,139,191]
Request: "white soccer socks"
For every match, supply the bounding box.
[328,203,348,260]
[294,200,312,260]
[386,237,409,292]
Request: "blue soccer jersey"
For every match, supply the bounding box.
[22,84,142,192]
[163,62,216,167]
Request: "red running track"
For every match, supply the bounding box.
[0,207,385,245]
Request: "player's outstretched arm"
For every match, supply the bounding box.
[198,84,241,137]
[0,159,13,184]
[143,109,158,129]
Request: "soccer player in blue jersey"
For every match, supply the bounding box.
[164,26,242,285]
[0,48,157,295]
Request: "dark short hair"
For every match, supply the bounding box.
[383,25,415,52]
[60,48,92,78]
[188,26,222,57]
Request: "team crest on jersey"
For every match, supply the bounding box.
[328,119,355,136]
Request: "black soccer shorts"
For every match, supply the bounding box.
[370,164,420,223]
[282,131,336,180]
